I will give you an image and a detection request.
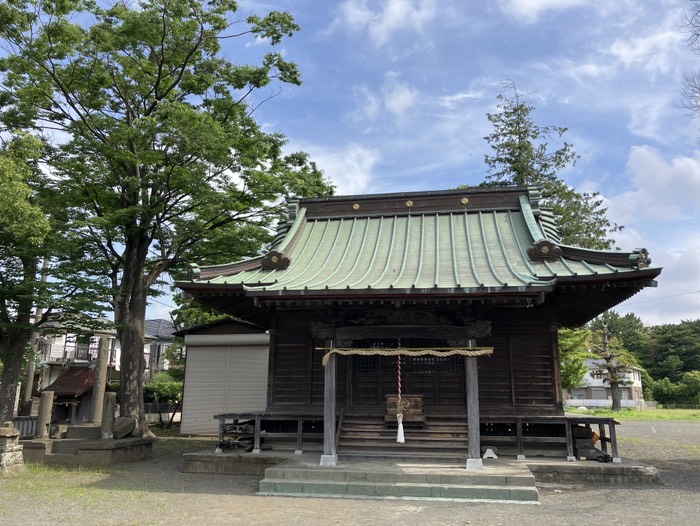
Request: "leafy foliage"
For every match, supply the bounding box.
[0,0,333,431]
[0,134,106,421]
[558,328,591,391]
[144,372,183,405]
[482,82,622,249]
[589,324,640,411]
[647,320,700,379]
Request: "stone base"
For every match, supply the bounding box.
[1,447,25,474]
[527,461,660,485]
[21,437,153,466]
[466,458,484,470]
[183,450,287,475]
[320,454,338,466]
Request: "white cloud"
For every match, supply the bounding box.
[594,145,700,323]
[609,30,683,75]
[350,72,420,125]
[607,146,700,225]
[439,90,485,109]
[382,73,420,119]
[300,143,380,196]
[332,0,437,46]
[616,239,700,325]
[351,85,382,123]
[497,0,589,23]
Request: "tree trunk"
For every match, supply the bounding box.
[114,250,153,437]
[610,381,622,412]
[0,331,29,423]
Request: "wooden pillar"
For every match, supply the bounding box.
[609,421,621,463]
[320,352,337,466]
[516,418,525,460]
[253,414,262,454]
[295,416,303,455]
[466,345,483,470]
[565,419,576,461]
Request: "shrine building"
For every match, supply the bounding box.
[176,186,660,466]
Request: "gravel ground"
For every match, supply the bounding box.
[1,420,698,526]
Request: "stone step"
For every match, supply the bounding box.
[265,465,534,486]
[49,439,82,455]
[259,453,538,503]
[259,478,538,501]
[65,425,101,440]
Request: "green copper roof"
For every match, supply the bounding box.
[184,187,656,297]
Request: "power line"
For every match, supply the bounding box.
[623,290,700,306]
[148,297,174,308]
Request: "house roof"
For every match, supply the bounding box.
[145,319,176,341]
[42,363,112,398]
[178,187,661,327]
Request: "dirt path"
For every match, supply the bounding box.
[1,420,698,525]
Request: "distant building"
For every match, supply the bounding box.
[566,359,645,409]
[37,315,119,389]
[144,319,177,380]
[35,315,176,391]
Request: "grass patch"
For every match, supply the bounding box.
[148,424,214,457]
[567,407,700,421]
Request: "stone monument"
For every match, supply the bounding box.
[0,421,25,474]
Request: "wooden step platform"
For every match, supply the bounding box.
[339,414,470,462]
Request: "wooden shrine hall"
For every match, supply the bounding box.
[177,186,661,467]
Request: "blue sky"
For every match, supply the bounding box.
[152,0,700,326]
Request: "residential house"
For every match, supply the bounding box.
[144,318,177,381]
[566,359,646,409]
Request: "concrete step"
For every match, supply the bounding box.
[259,458,538,502]
[49,439,82,455]
[65,425,101,440]
[259,478,538,501]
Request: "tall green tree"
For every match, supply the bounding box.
[589,311,651,368]
[482,82,622,249]
[558,327,591,392]
[0,134,104,422]
[0,0,333,434]
[647,320,700,379]
[590,325,639,412]
[0,135,50,422]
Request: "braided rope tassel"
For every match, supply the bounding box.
[396,338,405,444]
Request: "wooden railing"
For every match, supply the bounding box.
[480,414,621,462]
[12,416,38,439]
[214,412,326,454]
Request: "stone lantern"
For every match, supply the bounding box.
[0,421,25,474]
